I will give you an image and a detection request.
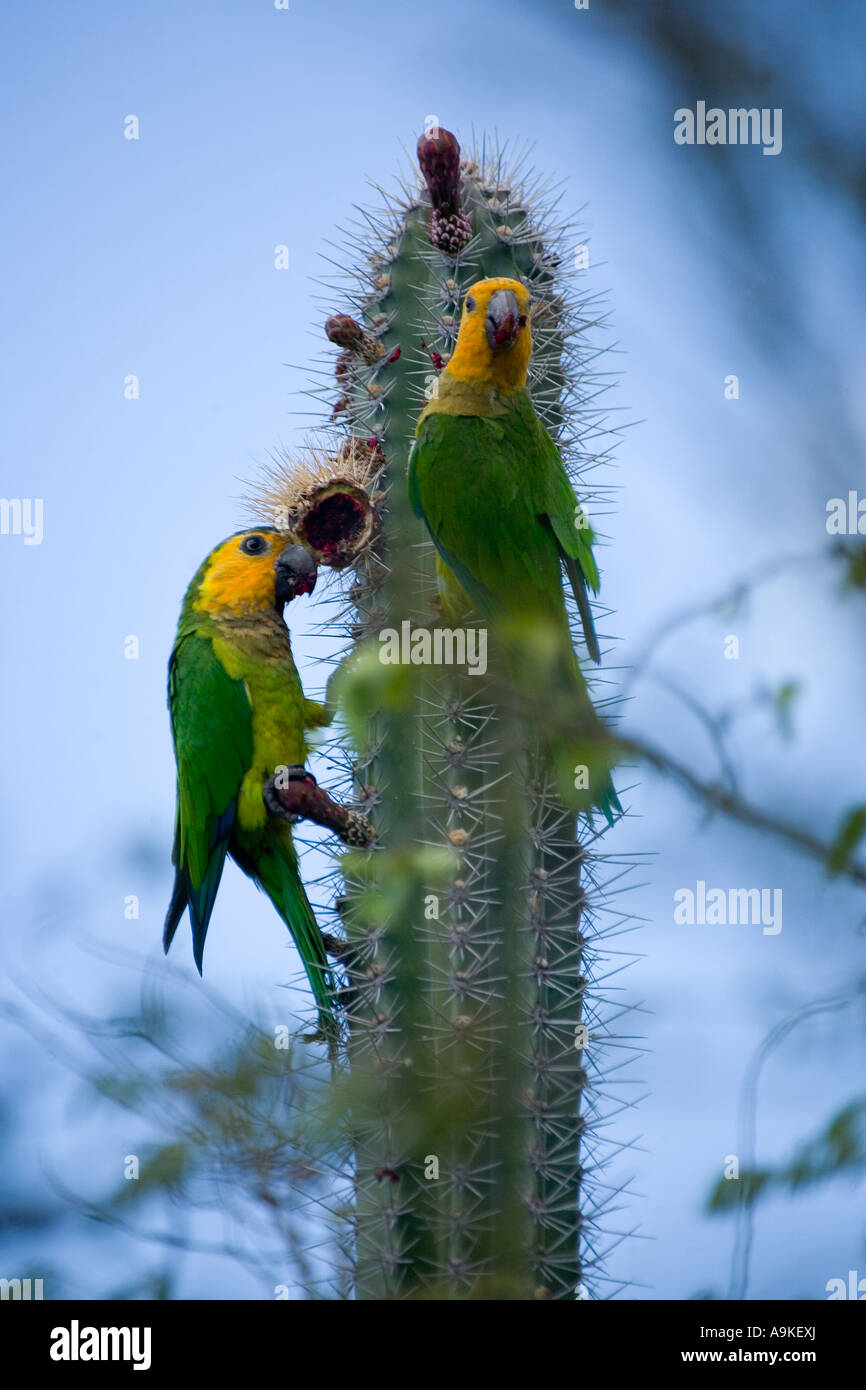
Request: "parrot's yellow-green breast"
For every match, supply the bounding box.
[192,530,311,833]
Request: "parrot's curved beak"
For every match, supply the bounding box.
[275,542,317,606]
[484,288,524,353]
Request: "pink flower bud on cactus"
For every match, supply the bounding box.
[417,126,473,255]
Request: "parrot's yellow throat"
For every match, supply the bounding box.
[446,277,532,393]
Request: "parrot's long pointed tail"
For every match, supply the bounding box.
[595,776,623,829]
[544,632,623,827]
[249,838,341,1061]
[436,600,623,826]
[163,850,230,975]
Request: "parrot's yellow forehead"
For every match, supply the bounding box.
[462,277,532,319]
[447,277,532,393]
[194,530,280,617]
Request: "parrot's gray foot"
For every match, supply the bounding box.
[263,768,312,825]
[264,769,376,847]
[281,763,313,783]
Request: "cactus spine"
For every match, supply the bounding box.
[312,128,639,1300]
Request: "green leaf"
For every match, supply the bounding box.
[707,1167,771,1212]
[773,680,800,741]
[827,805,866,876]
[833,539,866,590]
[112,1143,190,1206]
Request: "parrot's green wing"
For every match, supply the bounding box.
[164,630,254,972]
[510,391,602,663]
[408,434,491,608]
[409,416,526,619]
[412,394,603,659]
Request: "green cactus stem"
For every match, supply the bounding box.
[304,126,641,1300]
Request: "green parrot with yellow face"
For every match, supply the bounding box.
[408,276,621,824]
[163,527,338,1050]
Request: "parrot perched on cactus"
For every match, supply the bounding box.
[162,527,338,1049]
[408,275,621,824]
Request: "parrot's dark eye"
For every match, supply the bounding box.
[240,534,268,555]
[464,295,476,314]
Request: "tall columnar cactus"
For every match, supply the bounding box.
[256,127,641,1299]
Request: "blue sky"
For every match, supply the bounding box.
[1,0,864,1300]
